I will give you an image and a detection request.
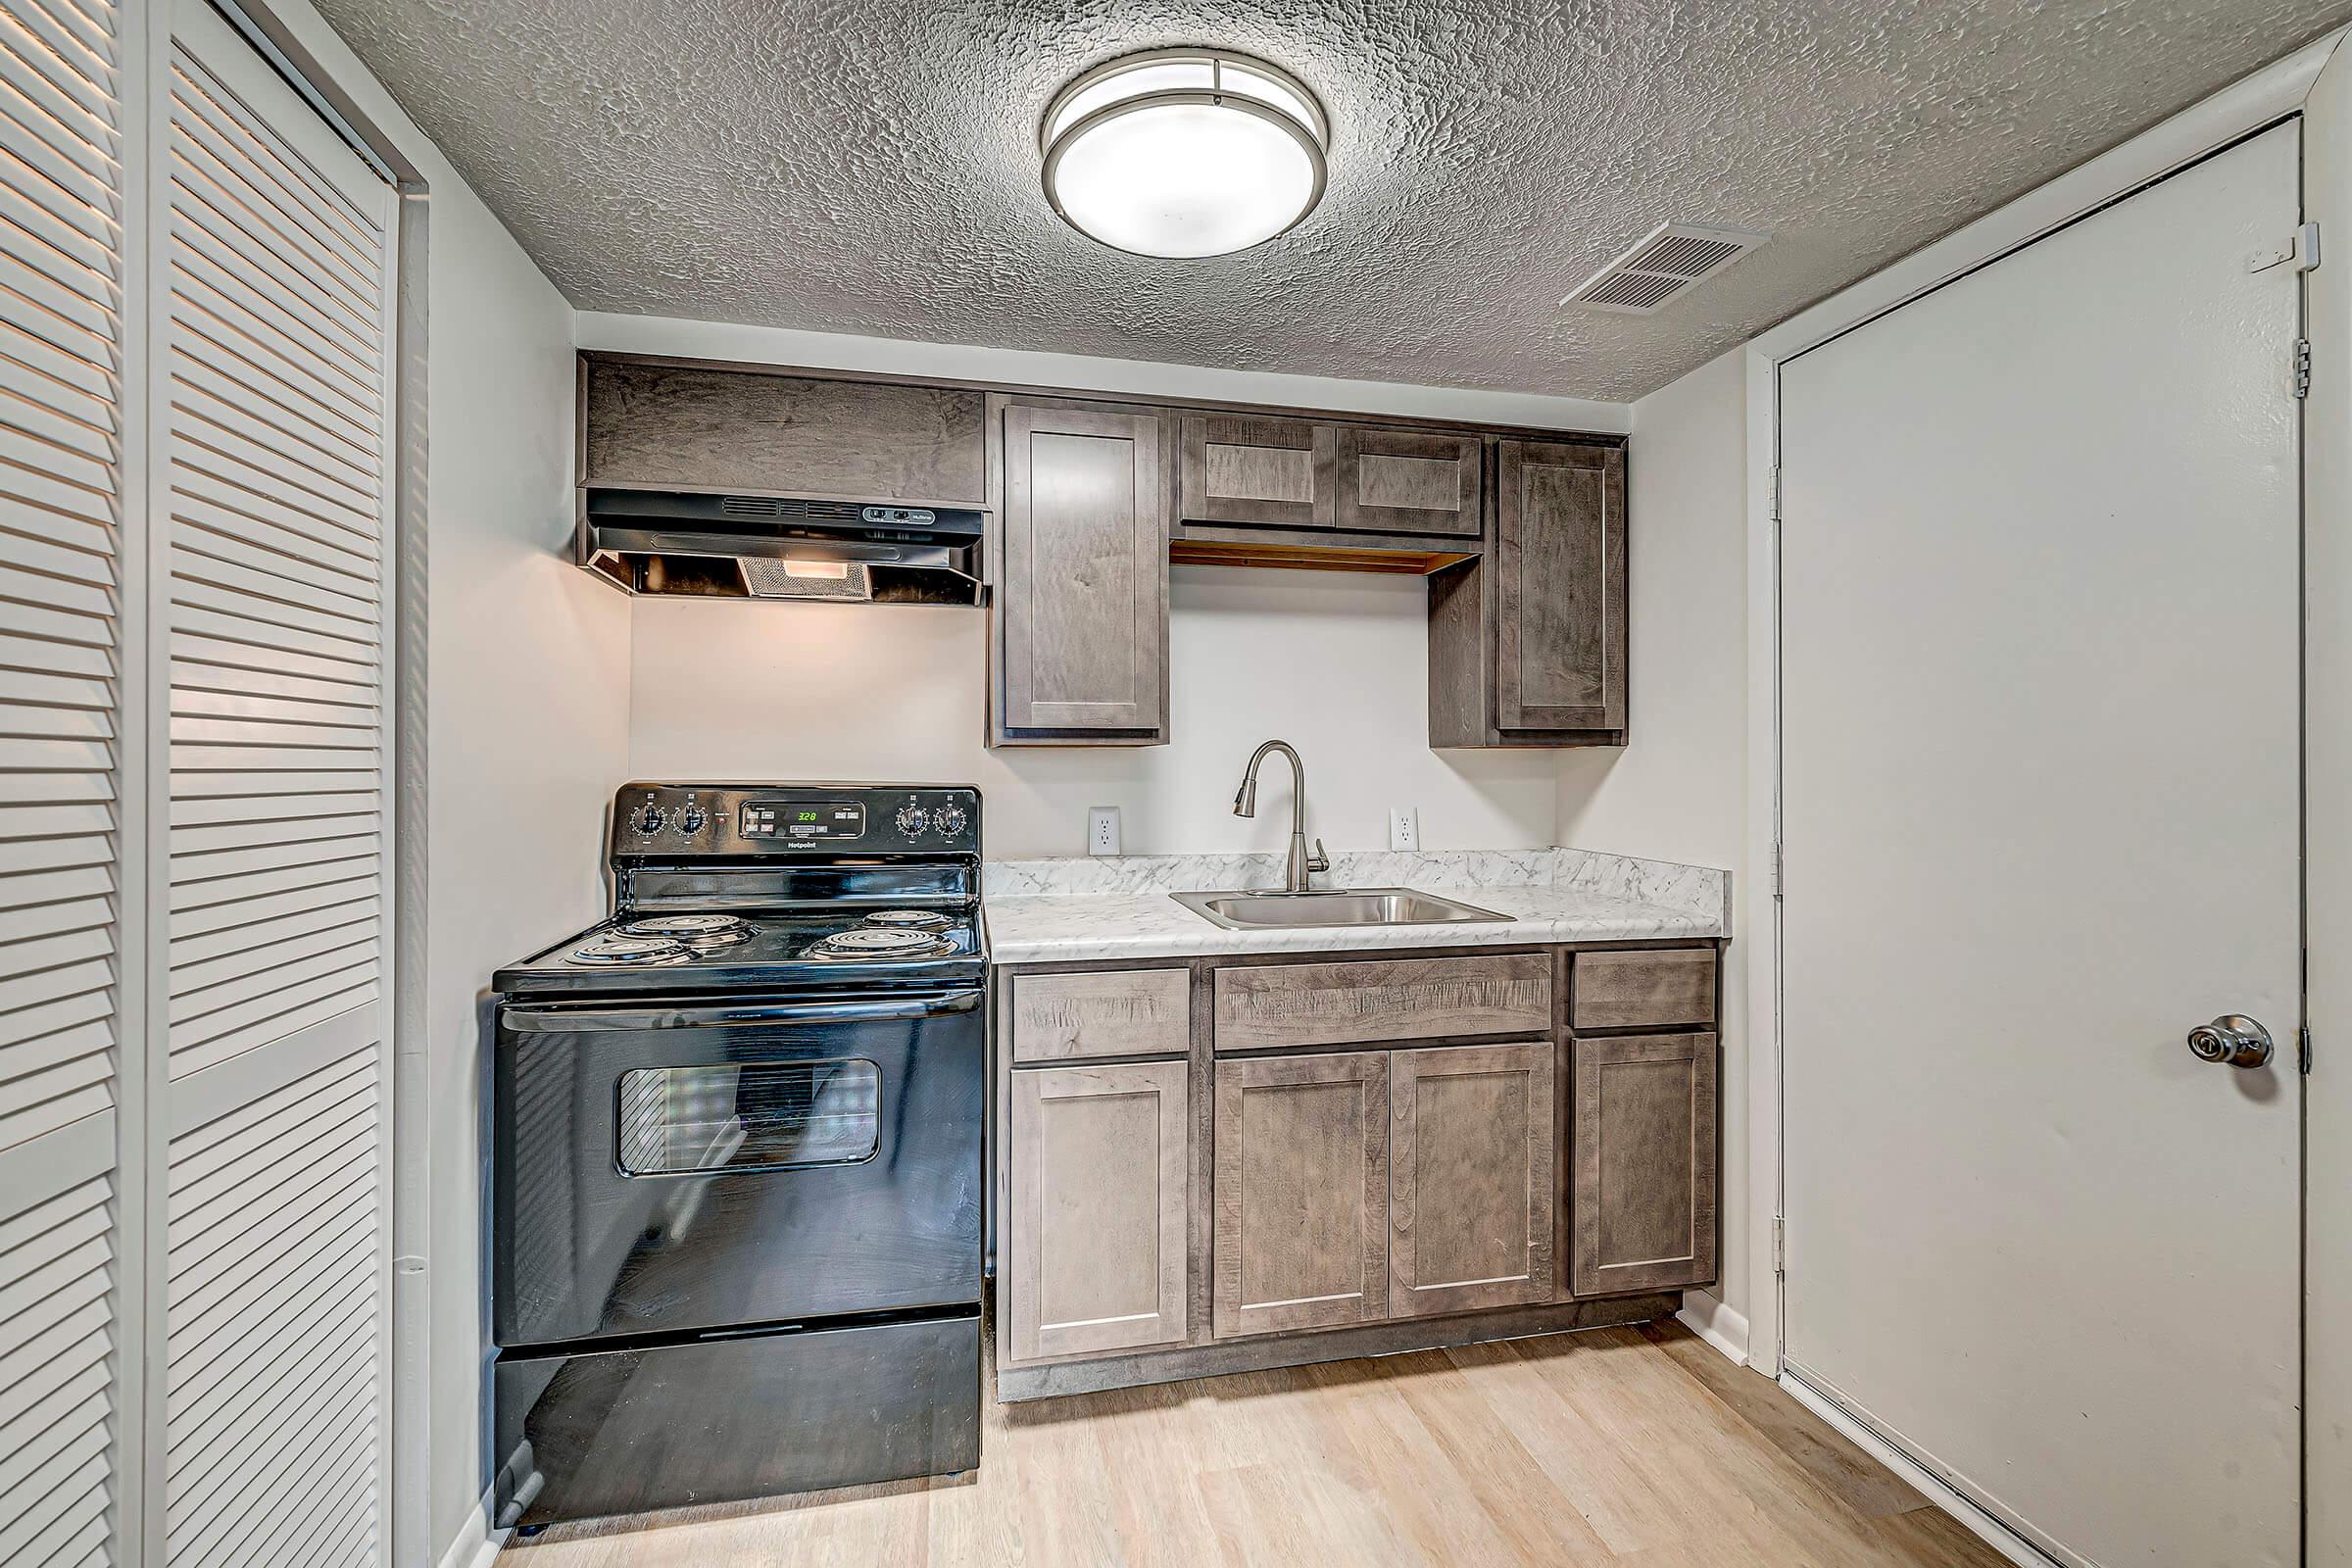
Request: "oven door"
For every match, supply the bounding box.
[494,988,983,1347]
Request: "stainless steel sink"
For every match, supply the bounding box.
[1170,887,1512,931]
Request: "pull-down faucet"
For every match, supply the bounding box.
[1233,739,1329,894]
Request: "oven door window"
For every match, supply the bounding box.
[615,1059,881,1175]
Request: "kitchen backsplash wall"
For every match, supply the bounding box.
[627,564,1562,858]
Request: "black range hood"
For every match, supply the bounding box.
[581,489,988,605]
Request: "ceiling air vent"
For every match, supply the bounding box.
[1561,221,1770,316]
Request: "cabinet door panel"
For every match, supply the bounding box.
[1007,1061,1189,1361]
[1180,414,1334,528]
[1212,1053,1389,1338]
[1391,1043,1555,1316]
[1569,1033,1717,1296]
[1495,439,1627,732]
[1000,404,1166,736]
[1336,426,1483,537]
[583,359,988,505]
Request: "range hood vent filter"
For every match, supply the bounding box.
[741,559,873,601]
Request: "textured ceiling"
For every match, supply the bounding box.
[318,0,2351,401]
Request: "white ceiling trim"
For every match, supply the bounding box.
[573,312,1634,433]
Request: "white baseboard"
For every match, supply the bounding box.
[1777,1370,2064,1568]
[435,1487,509,1568]
[1675,1289,1749,1365]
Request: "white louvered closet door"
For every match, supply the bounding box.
[159,4,394,1566]
[0,0,127,1563]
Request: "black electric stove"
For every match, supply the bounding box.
[490,782,986,1532]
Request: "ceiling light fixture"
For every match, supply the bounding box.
[1040,47,1329,259]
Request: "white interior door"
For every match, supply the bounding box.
[1779,122,2302,1567]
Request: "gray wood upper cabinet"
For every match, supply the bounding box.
[1177,415,1482,544]
[1334,425,1483,538]
[581,358,988,505]
[1212,1052,1391,1338]
[1006,1060,1190,1362]
[995,399,1169,744]
[1568,1032,1718,1297]
[1428,437,1628,747]
[1390,1043,1555,1317]
[1180,413,1335,529]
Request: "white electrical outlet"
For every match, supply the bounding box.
[1389,806,1419,852]
[1086,806,1121,857]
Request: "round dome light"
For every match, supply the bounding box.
[1040,49,1329,260]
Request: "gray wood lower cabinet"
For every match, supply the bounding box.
[995,399,1169,744]
[1211,1052,1391,1339]
[1390,1042,1555,1316]
[995,944,1722,1396]
[1569,1032,1719,1296]
[1005,1060,1190,1361]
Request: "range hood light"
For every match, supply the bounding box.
[782,559,852,580]
[1040,48,1328,260]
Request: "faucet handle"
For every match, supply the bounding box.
[1307,838,1329,874]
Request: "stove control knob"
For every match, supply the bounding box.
[932,802,967,838]
[635,803,667,835]
[895,802,929,837]
[679,805,708,835]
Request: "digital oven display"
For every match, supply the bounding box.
[739,801,865,842]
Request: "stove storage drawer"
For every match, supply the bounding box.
[494,1310,981,1529]
[494,989,984,1347]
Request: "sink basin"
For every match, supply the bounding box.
[1170,887,1512,931]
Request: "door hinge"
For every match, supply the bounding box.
[2302,1024,2314,1075]
[2295,338,2313,400]
[1772,1215,1788,1276]
[2251,220,2322,274]
[1770,465,1783,522]
[1770,842,1785,900]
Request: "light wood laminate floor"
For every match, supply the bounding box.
[504,1321,2007,1567]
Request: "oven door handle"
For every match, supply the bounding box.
[501,989,983,1032]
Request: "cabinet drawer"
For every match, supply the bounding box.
[1010,967,1191,1063]
[1213,954,1552,1052]
[1571,949,1716,1032]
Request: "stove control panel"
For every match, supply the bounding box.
[745,801,866,841]
[612,783,980,857]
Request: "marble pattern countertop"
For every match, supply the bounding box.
[983,848,1730,964]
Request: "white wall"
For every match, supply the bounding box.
[589,314,1626,859]
[1556,349,1754,1344]
[258,10,629,1567]
[2305,31,2352,1564]
[415,203,622,1562]
[632,566,1558,857]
